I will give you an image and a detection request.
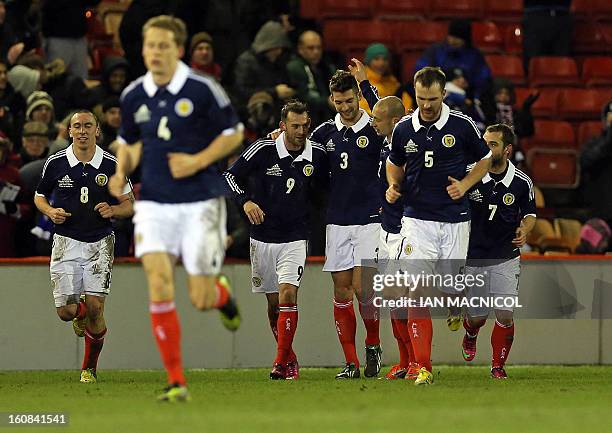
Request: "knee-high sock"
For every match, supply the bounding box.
[82,327,106,371]
[268,304,296,362]
[358,296,380,346]
[491,320,514,368]
[274,304,298,365]
[463,316,485,338]
[407,306,432,372]
[150,301,185,386]
[333,298,358,367]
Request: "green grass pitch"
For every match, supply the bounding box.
[1,366,611,433]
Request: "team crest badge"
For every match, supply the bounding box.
[252,277,262,287]
[404,243,413,256]
[503,193,515,205]
[303,164,314,176]
[174,98,194,117]
[442,134,455,148]
[356,136,369,148]
[95,174,108,186]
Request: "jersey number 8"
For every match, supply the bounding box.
[80,187,88,204]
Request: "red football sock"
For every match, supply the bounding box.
[408,307,433,372]
[274,304,298,365]
[76,301,87,320]
[82,327,106,371]
[333,298,359,367]
[214,279,230,309]
[391,317,410,368]
[150,301,185,386]
[491,320,514,368]
[463,316,485,338]
[269,304,296,362]
[358,297,380,346]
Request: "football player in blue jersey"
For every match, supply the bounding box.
[108,15,243,402]
[35,110,134,384]
[461,123,536,379]
[310,70,385,379]
[386,67,492,385]
[224,100,328,380]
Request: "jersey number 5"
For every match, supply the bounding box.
[157,116,172,141]
[424,150,434,167]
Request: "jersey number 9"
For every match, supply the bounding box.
[286,178,295,194]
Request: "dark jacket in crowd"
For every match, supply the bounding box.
[42,0,101,38]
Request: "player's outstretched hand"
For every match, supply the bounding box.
[94,202,114,219]
[386,184,402,204]
[243,200,265,225]
[348,58,367,83]
[267,128,282,140]
[108,173,127,198]
[168,152,202,178]
[48,207,71,224]
[512,226,527,247]
[447,176,466,200]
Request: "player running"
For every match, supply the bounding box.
[386,67,492,385]
[224,100,328,380]
[109,15,243,402]
[310,69,385,379]
[34,110,134,384]
[461,123,536,379]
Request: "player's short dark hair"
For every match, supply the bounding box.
[414,67,446,90]
[329,70,359,95]
[69,110,99,127]
[143,15,188,48]
[281,99,309,121]
[485,123,516,147]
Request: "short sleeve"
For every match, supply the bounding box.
[463,119,490,162]
[388,121,407,167]
[519,180,537,218]
[35,158,56,197]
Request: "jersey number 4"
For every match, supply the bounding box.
[157,116,172,140]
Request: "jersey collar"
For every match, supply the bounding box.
[482,160,516,188]
[411,103,450,131]
[66,144,103,168]
[334,109,370,133]
[275,132,313,162]
[143,61,190,97]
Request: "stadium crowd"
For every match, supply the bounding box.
[0,0,611,259]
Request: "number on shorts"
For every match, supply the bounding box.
[424,150,434,167]
[340,152,349,169]
[286,177,295,194]
[80,187,88,204]
[377,160,383,178]
[297,265,304,281]
[157,116,172,140]
[488,204,497,220]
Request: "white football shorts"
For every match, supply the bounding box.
[323,223,380,272]
[465,256,521,316]
[249,238,308,293]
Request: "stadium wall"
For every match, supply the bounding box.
[1,258,611,370]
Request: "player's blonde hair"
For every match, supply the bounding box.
[142,15,188,48]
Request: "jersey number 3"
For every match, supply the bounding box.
[157,116,172,140]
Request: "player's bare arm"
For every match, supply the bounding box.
[243,200,265,225]
[94,193,135,219]
[512,215,536,247]
[34,195,72,224]
[109,141,142,197]
[385,159,404,204]
[447,157,491,200]
[168,129,243,179]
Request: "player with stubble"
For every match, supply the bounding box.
[34,110,134,384]
[109,15,243,402]
[386,67,492,385]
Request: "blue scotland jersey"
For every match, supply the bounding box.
[224,133,328,243]
[119,61,241,204]
[379,140,403,234]
[310,110,383,226]
[388,104,490,223]
[467,161,537,261]
[36,145,132,243]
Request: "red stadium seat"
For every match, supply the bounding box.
[528,57,580,87]
[502,23,523,54]
[472,21,503,53]
[485,54,525,85]
[523,120,576,152]
[300,0,319,19]
[592,0,612,21]
[582,57,612,86]
[402,51,421,82]
[376,0,429,19]
[572,22,607,54]
[429,0,483,19]
[558,88,606,120]
[571,0,591,20]
[323,20,395,52]
[577,121,604,147]
[527,150,579,188]
[483,0,522,21]
[513,88,560,118]
[601,24,612,49]
[318,0,373,18]
[396,21,447,52]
